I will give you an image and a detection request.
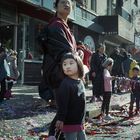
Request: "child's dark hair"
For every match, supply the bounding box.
[132,65,140,71]
[61,52,84,79]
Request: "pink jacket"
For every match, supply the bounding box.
[104,69,112,92]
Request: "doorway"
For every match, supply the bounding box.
[0,21,15,50]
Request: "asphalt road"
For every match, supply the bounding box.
[0,85,140,140]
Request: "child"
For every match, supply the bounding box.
[55,53,87,140]
[129,65,140,117]
[101,58,115,120]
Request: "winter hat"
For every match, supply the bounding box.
[102,58,114,68]
[132,65,140,71]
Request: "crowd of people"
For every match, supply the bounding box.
[0,0,139,140]
[0,45,19,102]
[37,0,140,139]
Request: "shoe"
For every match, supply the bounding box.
[135,110,140,115]
[104,115,114,120]
[90,96,96,102]
[4,90,12,100]
[96,97,103,102]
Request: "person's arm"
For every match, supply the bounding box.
[104,69,115,80]
[55,80,70,130]
[90,53,97,77]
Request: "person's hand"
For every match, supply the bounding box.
[92,72,96,77]
[112,76,116,80]
[55,120,64,131]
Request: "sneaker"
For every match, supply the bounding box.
[104,115,114,120]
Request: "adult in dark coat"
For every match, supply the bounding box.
[38,0,77,102]
[90,44,107,101]
[38,0,77,138]
[0,47,7,102]
[110,48,127,93]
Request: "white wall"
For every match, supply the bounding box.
[96,0,108,15]
[86,0,108,15]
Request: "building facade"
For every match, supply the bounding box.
[0,0,140,84]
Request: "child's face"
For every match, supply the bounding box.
[133,69,139,77]
[62,58,78,78]
[107,64,113,70]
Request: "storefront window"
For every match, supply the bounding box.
[0,25,14,50]
[18,15,46,61]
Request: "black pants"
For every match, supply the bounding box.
[129,92,140,112]
[8,82,13,91]
[101,92,111,115]
[0,78,6,101]
[38,79,54,102]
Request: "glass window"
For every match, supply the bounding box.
[18,15,47,61]
[26,0,42,6]
[91,0,96,12]
[0,25,14,50]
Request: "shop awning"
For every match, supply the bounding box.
[97,15,135,44]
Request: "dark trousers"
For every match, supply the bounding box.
[0,78,6,101]
[7,82,13,91]
[129,92,140,112]
[91,80,95,96]
[101,92,111,115]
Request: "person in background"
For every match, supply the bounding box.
[90,43,107,102]
[77,41,92,69]
[129,59,140,78]
[4,50,19,99]
[54,53,87,140]
[110,48,127,93]
[77,41,93,88]
[123,53,133,77]
[101,58,115,120]
[129,65,140,117]
[0,46,7,103]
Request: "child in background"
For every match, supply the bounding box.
[101,58,115,120]
[129,65,140,117]
[55,53,87,140]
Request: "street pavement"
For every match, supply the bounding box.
[0,85,140,140]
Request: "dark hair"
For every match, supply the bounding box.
[76,41,84,46]
[61,52,84,79]
[132,67,140,71]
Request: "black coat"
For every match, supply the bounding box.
[110,52,127,76]
[90,51,107,96]
[38,17,76,89]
